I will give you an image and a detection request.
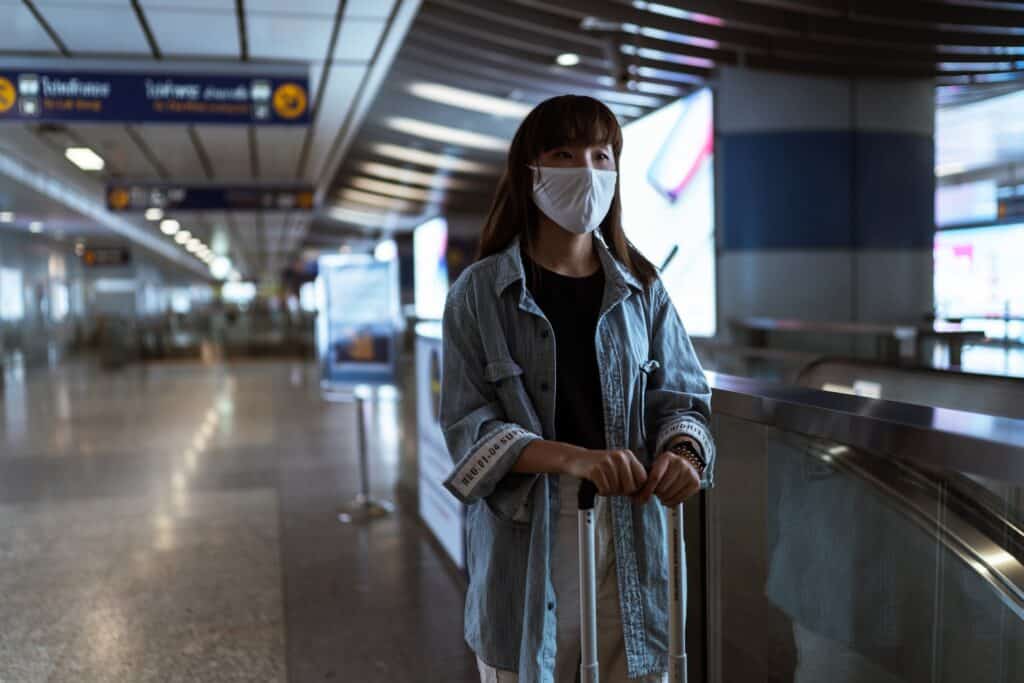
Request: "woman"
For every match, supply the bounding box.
[441,95,715,683]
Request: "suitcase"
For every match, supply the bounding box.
[577,480,687,683]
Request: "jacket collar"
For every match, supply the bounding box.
[492,233,643,298]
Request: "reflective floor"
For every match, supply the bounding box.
[0,360,475,682]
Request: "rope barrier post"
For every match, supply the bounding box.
[324,385,394,524]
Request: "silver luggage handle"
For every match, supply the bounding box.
[667,502,688,683]
[577,482,688,683]
[578,479,599,683]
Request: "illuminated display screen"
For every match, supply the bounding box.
[413,217,448,320]
[935,223,1024,319]
[620,88,716,337]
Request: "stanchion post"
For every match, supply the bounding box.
[333,386,394,524]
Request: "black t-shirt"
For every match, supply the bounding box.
[523,253,607,451]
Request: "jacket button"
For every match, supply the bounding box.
[541,382,550,392]
[547,601,554,611]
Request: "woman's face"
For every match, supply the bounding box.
[536,143,616,171]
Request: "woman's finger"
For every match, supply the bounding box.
[637,453,668,503]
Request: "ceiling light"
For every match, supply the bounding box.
[326,205,423,229]
[228,270,241,282]
[556,52,580,67]
[371,143,499,174]
[160,219,180,235]
[350,177,444,202]
[210,256,232,280]
[145,208,164,221]
[384,117,508,152]
[29,221,43,233]
[338,188,418,211]
[0,211,14,223]
[374,239,398,262]
[64,147,105,171]
[356,162,479,190]
[186,239,202,252]
[174,230,191,244]
[407,82,533,119]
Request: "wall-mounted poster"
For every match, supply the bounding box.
[620,88,717,338]
[415,323,465,569]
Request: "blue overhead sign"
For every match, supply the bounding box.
[106,184,316,212]
[0,69,309,125]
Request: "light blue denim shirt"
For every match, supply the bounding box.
[440,235,715,683]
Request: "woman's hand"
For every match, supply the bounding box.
[635,441,702,506]
[563,448,648,496]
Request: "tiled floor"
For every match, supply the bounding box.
[0,359,476,682]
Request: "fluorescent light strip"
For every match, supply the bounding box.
[357,161,478,190]
[64,147,105,171]
[384,117,508,152]
[338,188,420,211]
[407,82,532,119]
[350,176,445,202]
[371,143,500,174]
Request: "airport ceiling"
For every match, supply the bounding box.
[322,0,1024,247]
[2,0,1024,278]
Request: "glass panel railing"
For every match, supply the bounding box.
[701,376,1024,683]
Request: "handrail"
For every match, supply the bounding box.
[707,372,1024,483]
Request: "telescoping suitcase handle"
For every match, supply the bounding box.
[576,480,688,683]
[577,480,599,683]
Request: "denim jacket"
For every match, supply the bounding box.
[440,236,715,683]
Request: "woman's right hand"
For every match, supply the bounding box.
[562,448,648,496]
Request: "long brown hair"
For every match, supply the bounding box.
[477,95,658,287]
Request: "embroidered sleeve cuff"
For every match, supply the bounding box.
[655,417,715,488]
[443,425,540,505]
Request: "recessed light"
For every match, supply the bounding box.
[28,221,43,233]
[186,239,202,253]
[374,240,397,262]
[337,188,418,211]
[0,211,14,223]
[556,52,580,67]
[384,117,508,152]
[174,230,191,245]
[371,143,500,175]
[145,208,164,221]
[407,82,532,119]
[356,162,479,190]
[209,256,232,280]
[64,147,105,171]
[160,219,180,235]
[349,176,444,202]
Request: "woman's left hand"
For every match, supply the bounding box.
[634,439,702,506]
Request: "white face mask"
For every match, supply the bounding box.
[530,165,618,235]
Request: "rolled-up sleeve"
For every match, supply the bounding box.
[646,282,716,489]
[440,284,541,507]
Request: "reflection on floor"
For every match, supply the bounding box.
[0,360,475,682]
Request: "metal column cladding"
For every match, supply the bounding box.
[0,69,310,125]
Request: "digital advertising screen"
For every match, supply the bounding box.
[620,88,717,338]
[934,223,1024,320]
[413,217,449,320]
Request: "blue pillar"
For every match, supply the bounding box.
[716,67,935,332]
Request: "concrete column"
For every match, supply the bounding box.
[715,67,935,337]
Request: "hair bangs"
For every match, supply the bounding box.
[530,95,622,157]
